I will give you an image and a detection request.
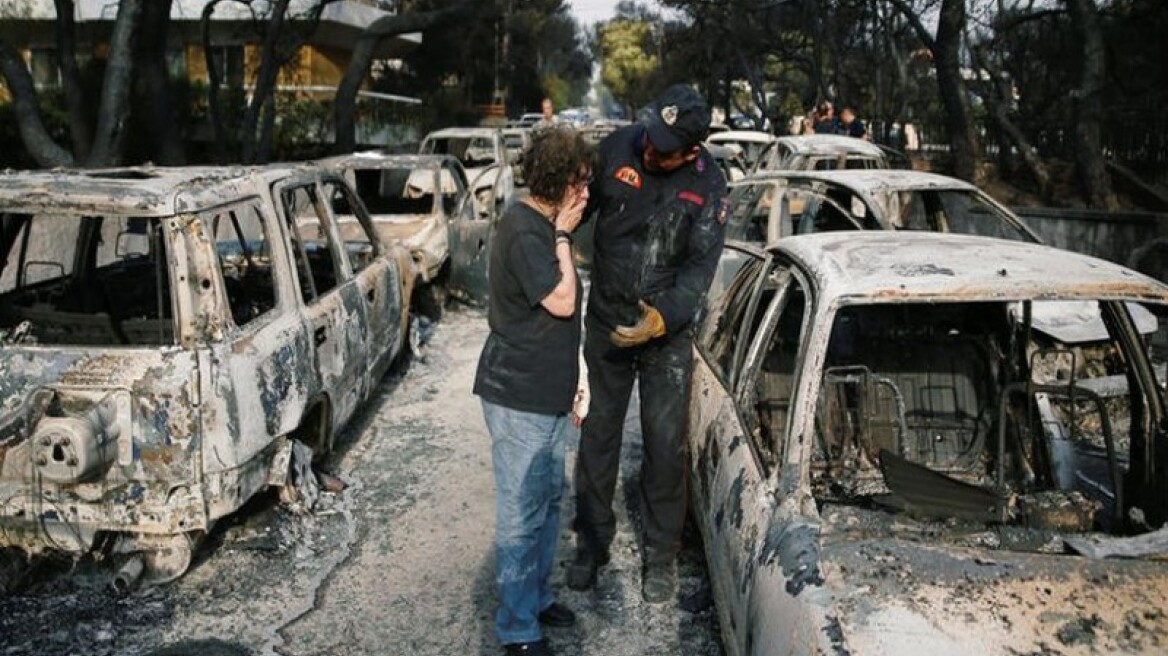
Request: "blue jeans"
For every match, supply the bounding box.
[482,400,570,645]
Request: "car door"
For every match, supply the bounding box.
[691,249,771,647]
[319,175,404,384]
[275,178,370,445]
[492,131,515,206]
[694,251,815,653]
[446,164,500,304]
[731,261,820,655]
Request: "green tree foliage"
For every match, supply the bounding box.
[597,17,659,116]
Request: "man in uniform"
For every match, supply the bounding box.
[568,85,727,603]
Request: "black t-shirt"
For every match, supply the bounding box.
[473,202,582,415]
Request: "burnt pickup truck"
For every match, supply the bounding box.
[0,164,413,583]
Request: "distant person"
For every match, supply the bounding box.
[474,126,594,656]
[799,115,816,135]
[534,97,559,131]
[904,122,920,151]
[839,107,868,140]
[813,100,838,134]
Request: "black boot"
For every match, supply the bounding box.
[565,547,610,591]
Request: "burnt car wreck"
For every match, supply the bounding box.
[0,165,413,584]
[690,232,1168,655]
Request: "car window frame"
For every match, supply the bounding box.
[696,246,771,391]
[275,178,352,305]
[733,263,815,473]
[205,200,282,331]
[318,174,382,275]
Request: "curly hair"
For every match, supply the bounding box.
[522,126,595,203]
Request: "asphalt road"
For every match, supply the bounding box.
[0,307,723,656]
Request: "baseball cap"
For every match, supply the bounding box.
[645,84,711,153]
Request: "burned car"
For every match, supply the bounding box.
[501,127,531,186]
[320,152,489,312]
[753,134,890,175]
[725,169,1040,244]
[706,129,776,172]
[690,231,1168,655]
[0,165,414,583]
[420,126,515,216]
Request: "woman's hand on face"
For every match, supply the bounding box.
[554,185,588,234]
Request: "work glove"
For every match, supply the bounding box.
[609,300,666,348]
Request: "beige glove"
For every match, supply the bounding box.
[609,301,667,348]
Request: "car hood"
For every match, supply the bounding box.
[819,532,1168,655]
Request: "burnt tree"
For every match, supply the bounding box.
[1066,0,1117,209]
[0,0,144,168]
[332,2,470,154]
[888,0,980,181]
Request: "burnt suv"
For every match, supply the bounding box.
[0,164,413,582]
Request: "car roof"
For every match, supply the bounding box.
[748,169,977,193]
[708,130,776,144]
[773,232,1168,304]
[319,152,457,171]
[773,134,885,157]
[423,127,500,139]
[0,164,311,217]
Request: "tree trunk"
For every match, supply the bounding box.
[970,45,1051,198]
[1066,0,1117,209]
[137,0,183,165]
[333,3,470,154]
[241,0,291,165]
[934,0,979,182]
[201,0,230,162]
[53,0,92,161]
[0,41,74,167]
[86,0,144,167]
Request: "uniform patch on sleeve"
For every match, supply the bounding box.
[678,190,705,206]
[614,166,642,189]
[717,197,731,224]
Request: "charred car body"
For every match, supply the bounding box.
[690,232,1168,655]
[419,126,515,216]
[0,165,413,582]
[712,169,1043,299]
[753,134,890,175]
[725,169,1040,245]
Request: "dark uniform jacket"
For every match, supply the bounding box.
[585,124,728,334]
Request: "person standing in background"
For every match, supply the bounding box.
[839,107,868,140]
[533,97,559,132]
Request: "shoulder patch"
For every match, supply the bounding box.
[614,165,642,189]
[678,190,705,206]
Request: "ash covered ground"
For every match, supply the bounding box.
[0,308,724,656]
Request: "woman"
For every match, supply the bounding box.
[473,126,594,656]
